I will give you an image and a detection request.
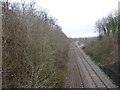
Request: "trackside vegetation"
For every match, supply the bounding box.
[83,11,119,87]
[2,2,69,88]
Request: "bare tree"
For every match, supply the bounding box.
[95,11,118,38]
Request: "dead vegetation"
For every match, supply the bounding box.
[83,11,118,65]
[2,1,69,88]
[83,36,118,65]
[83,11,119,87]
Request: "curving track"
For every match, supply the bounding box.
[65,42,116,88]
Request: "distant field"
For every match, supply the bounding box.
[69,37,97,45]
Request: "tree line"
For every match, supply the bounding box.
[83,10,119,86]
[95,11,118,38]
[2,1,69,88]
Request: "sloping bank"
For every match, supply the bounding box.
[2,2,69,88]
[83,36,120,87]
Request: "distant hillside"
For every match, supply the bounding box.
[69,37,97,45]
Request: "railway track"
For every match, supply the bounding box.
[65,43,117,88]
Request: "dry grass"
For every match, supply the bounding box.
[83,36,118,66]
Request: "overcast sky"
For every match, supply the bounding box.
[9,0,119,38]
